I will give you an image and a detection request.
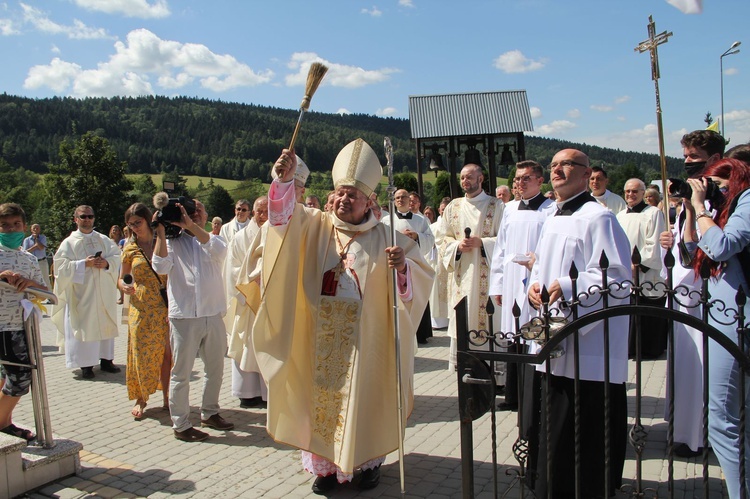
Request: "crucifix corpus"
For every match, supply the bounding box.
[635,15,673,225]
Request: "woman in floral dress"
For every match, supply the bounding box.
[118,203,171,420]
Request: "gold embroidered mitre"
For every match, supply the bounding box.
[331,138,382,198]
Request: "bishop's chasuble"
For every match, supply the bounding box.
[240,180,434,474]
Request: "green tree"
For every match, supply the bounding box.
[204,184,235,222]
[432,172,452,206]
[42,132,134,247]
[608,162,644,197]
[132,173,158,205]
[394,172,417,193]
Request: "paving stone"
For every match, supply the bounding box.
[17,318,727,498]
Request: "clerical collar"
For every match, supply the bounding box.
[626,201,648,214]
[555,191,596,216]
[235,219,250,229]
[78,230,96,238]
[519,192,545,211]
[396,211,412,219]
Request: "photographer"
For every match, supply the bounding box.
[151,196,232,442]
[687,158,750,499]
[659,129,725,457]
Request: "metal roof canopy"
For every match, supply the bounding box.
[409,90,534,199]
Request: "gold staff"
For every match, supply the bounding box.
[635,15,673,225]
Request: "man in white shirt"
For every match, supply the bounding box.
[495,185,511,203]
[152,198,232,442]
[590,167,627,214]
[219,199,251,243]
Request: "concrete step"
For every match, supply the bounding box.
[1,432,82,498]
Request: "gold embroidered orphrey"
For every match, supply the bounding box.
[313,296,362,445]
[448,197,497,332]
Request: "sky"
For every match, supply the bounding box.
[1,0,748,159]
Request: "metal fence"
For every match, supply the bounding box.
[456,248,750,498]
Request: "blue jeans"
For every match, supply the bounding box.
[708,334,750,499]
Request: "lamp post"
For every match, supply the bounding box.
[720,41,741,137]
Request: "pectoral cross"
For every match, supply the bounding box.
[635,16,673,274]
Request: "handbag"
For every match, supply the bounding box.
[137,247,169,308]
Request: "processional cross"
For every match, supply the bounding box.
[635,15,673,224]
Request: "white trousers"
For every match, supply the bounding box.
[169,314,227,432]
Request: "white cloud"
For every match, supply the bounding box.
[615,95,631,104]
[73,0,170,19]
[617,116,626,122]
[725,67,739,76]
[376,107,397,116]
[492,50,546,74]
[25,58,82,92]
[534,120,576,136]
[51,44,60,54]
[529,106,542,119]
[361,6,382,17]
[20,3,111,39]
[286,52,399,89]
[24,28,274,97]
[0,17,18,35]
[591,104,614,112]
[399,0,415,7]
[337,108,350,115]
[723,109,750,137]
[567,108,581,119]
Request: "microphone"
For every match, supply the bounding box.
[122,274,133,285]
[464,227,471,239]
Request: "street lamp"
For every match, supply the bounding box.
[720,41,741,137]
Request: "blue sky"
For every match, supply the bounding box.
[1,0,747,158]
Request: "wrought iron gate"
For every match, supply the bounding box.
[456,249,750,498]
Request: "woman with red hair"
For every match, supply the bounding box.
[687,158,750,498]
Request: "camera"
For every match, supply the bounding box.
[152,192,197,238]
[668,177,723,207]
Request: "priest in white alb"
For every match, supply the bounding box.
[439,162,503,371]
[382,188,435,344]
[616,178,667,359]
[489,161,555,411]
[239,139,434,494]
[527,149,632,498]
[52,205,121,379]
[223,196,268,409]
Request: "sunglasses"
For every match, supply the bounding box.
[235,208,249,212]
[77,215,95,219]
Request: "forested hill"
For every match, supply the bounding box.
[0,93,684,180]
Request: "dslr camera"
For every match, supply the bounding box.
[668,177,723,208]
[152,191,197,238]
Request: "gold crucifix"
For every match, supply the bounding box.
[635,15,673,261]
[635,15,673,81]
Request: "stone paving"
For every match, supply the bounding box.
[12,311,728,498]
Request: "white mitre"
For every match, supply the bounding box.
[272,155,310,186]
[331,138,382,198]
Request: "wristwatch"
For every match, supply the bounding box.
[696,209,712,220]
